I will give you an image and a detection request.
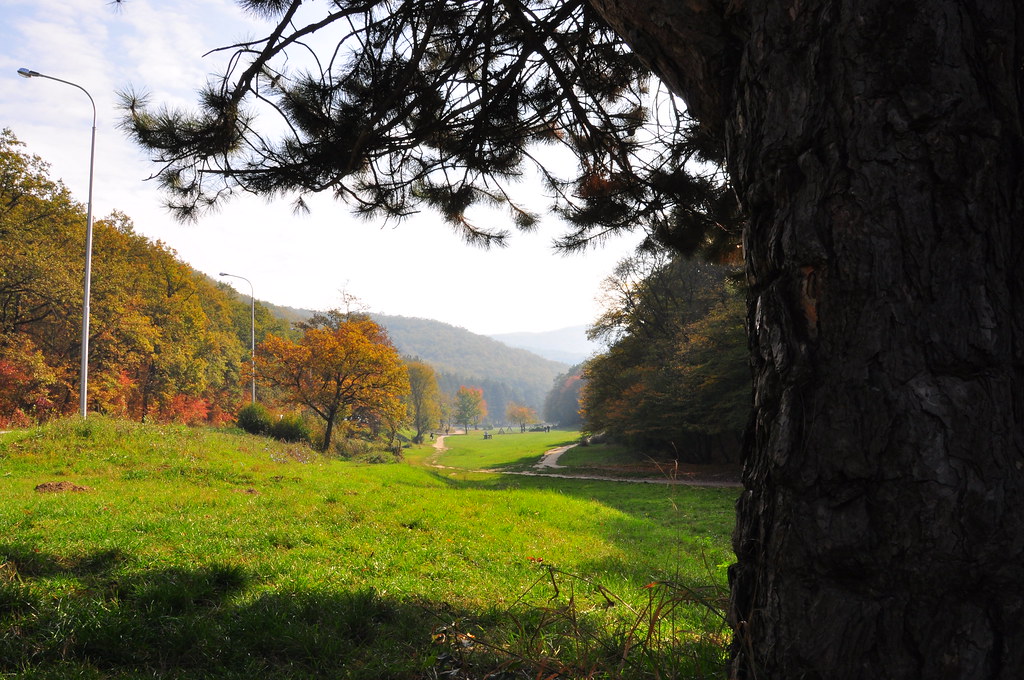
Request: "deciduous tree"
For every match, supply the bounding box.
[259,314,409,451]
[405,359,441,443]
[505,401,537,432]
[0,129,264,425]
[0,133,225,421]
[0,129,86,414]
[0,333,62,426]
[454,385,486,433]
[86,213,243,422]
[582,252,743,462]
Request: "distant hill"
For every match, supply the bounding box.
[490,325,604,365]
[257,302,568,418]
[373,314,568,416]
[261,301,317,326]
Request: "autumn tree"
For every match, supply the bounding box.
[0,334,62,427]
[454,385,487,433]
[0,129,85,417]
[0,130,253,425]
[121,2,1024,677]
[504,402,537,433]
[86,214,227,421]
[405,359,441,443]
[543,367,584,429]
[664,291,748,462]
[581,252,745,462]
[259,313,409,452]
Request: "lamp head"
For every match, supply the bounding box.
[219,272,229,277]
[17,68,40,78]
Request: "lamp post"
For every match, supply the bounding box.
[219,273,257,403]
[18,67,96,419]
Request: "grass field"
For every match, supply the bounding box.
[557,442,639,468]
[423,429,578,470]
[0,418,738,679]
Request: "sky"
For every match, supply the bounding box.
[0,0,644,336]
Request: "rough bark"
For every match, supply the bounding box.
[587,0,736,135]
[590,1,1024,677]
[726,2,1024,676]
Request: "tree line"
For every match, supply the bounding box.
[0,129,286,426]
[540,250,748,464]
[1,129,537,452]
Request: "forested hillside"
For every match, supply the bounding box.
[0,130,287,426]
[248,307,571,418]
[374,314,567,417]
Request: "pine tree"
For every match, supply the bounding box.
[121,2,1024,677]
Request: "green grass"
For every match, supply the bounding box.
[431,428,578,470]
[558,442,641,468]
[0,418,737,679]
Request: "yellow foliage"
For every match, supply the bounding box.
[259,317,409,450]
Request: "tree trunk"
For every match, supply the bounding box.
[322,410,337,453]
[590,0,1023,676]
[725,2,1024,677]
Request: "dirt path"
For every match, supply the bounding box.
[431,435,740,488]
[533,443,575,469]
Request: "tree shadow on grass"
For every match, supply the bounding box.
[422,465,739,520]
[0,543,436,679]
[1,543,726,680]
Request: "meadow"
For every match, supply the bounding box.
[413,429,579,470]
[0,419,738,679]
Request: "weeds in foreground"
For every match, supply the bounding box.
[426,563,730,679]
[1,550,729,679]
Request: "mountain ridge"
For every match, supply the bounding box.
[489,324,603,365]
[256,300,569,415]
[373,314,567,414]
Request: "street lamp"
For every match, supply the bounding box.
[219,273,257,403]
[18,67,96,419]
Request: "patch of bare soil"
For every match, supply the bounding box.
[34,481,92,493]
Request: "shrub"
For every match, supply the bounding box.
[331,437,400,463]
[236,403,271,435]
[269,413,311,443]
[333,437,374,460]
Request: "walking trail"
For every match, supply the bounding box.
[431,434,741,488]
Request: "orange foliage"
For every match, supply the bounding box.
[577,170,626,199]
[259,317,409,450]
[505,402,537,430]
[160,395,211,426]
[0,336,65,423]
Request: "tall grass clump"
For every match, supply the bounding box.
[430,565,730,679]
[268,412,312,443]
